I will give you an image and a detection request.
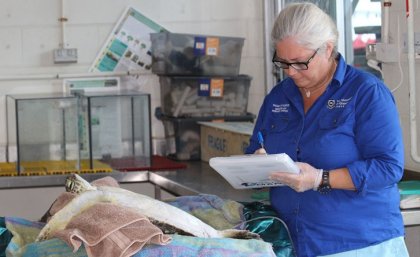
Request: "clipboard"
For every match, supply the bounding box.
[209,153,299,189]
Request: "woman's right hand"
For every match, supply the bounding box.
[254,148,267,155]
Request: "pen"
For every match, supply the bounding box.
[257,131,267,154]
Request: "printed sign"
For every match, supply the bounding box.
[206,37,220,56]
[90,7,166,73]
[194,36,207,56]
[198,78,211,96]
[210,79,224,97]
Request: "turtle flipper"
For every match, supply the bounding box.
[219,229,261,239]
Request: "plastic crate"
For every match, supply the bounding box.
[150,32,244,76]
[159,75,251,117]
[157,113,255,161]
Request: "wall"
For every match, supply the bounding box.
[0,0,266,159]
[6,0,417,173]
[381,0,420,173]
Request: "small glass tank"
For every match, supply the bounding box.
[78,90,152,171]
[5,90,151,175]
[6,93,81,175]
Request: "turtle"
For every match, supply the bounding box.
[36,174,260,241]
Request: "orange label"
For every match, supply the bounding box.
[210,79,224,97]
[206,37,220,56]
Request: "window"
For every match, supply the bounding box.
[351,0,382,78]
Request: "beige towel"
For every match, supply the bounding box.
[40,192,76,223]
[53,202,171,257]
[91,176,120,188]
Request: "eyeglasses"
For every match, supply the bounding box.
[272,48,319,70]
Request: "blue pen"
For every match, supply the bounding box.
[257,131,267,154]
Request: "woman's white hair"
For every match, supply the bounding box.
[271,2,338,56]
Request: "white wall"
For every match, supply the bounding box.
[381,1,420,173]
[0,0,266,159]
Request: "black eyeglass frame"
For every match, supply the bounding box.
[272,48,319,70]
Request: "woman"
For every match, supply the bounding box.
[246,3,409,257]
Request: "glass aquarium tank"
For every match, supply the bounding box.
[5,90,151,175]
[78,90,152,171]
[6,93,82,175]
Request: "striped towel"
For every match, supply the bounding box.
[5,217,276,257]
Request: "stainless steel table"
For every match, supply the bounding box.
[150,161,268,202]
[0,161,418,225]
[0,171,148,188]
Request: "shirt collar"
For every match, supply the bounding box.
[280,52,347,100]
[333,53,346,88]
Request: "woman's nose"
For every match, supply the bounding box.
[285,67,298,77]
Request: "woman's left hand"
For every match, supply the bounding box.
[269,162,323,192]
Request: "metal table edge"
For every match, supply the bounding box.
[0,169,418,226]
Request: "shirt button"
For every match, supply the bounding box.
[293,209,298,214]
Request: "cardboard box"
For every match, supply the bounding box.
[199,121,254,162]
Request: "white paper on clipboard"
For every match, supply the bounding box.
[209,153,300,189]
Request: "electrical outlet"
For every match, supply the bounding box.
[365,43,377,60]
[54,48,78,64]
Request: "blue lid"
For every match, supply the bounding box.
[398,180,420,195]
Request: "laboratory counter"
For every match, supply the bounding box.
[0,161,418,226]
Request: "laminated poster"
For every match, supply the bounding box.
[89,6,167,73]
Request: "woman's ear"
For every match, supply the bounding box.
[325,41,335,58]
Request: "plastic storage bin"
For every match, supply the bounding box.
[157,111,255,161]
[78,90,152,171]
[159,75,251,117]
[6,93,85,175]
[150,32,244,76]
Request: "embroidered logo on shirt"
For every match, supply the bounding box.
[327,100,336,109]
[327,97,352,109]
[272,103,290,113]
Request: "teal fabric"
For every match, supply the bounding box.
[1,200,295,257]
[319,236,409,257]
[19,236,275,257]
[242,202,296,257]
[0,217,13,257]
[4,216,276,257]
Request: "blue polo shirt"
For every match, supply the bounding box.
[246,54,405,257]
